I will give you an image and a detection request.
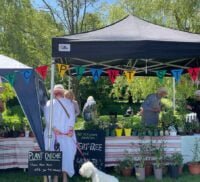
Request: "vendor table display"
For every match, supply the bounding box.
[0,137,39,169]
[0,135,200,169]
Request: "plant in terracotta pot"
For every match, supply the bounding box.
[188,138,200,175]
[152,141,165,180]
[116,150,134,177]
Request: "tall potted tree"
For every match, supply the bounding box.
[153,142,165,180]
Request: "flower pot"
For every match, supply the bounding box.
[169,131,177,136]
[124,128,132,136]
[145,163,153,176]
[109,129,115,136]
[168,165,179,178]
[115,128,123,137]
[160,130,164,136]
[135,167,145,181]
[154,167,163,180]
[188,162,200,175]
[162,165,168,176]
[179,165,183,174]
[121,168,132,176]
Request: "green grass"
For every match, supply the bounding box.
[0,169,200,182]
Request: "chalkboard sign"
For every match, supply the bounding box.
[28,151,62,176]
[75,130,105,174]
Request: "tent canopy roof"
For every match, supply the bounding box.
[0,55,31,69]
[52,15,200,76]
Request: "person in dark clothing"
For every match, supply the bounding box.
[187,90,200,123]
[128,91,133,105]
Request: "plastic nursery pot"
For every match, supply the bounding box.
[121,168,132,176]
[124,128,132,136]
[115,128,123,137]
[145,162,153,176]
[153,167,163,180]
[168,165,179,178]
[135,167,145,181]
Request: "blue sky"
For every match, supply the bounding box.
[33,0,117,10]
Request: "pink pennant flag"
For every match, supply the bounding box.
[107,69,119,84]
[188,67,200,81]
[35,65,48,80]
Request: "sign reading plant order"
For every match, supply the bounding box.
[28,151,62,176]
[75,130,105,174]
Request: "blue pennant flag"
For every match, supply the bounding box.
[171,69,183,83]
[21,70,32,84]
[90,68,103,82]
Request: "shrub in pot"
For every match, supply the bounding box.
[188,138,200,175]
[115,121,123,137]
[168,152,183,178]
[123,117,132,136]
[116,150,134,177]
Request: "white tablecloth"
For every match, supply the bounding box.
[0,135,199,169]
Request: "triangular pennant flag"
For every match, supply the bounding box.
[5,73,16,86]
[188,67,200,81]
[171,69,183,83]
[156,70,166,83]
[57,64,69,78]
[124,70,136,83]
[75,66,85,80]
[107,69,119,84]
[35,65,48,80]
[21,70,32,84]
[90,68,103,82]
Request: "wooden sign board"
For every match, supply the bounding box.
[75,130,105,174]
[28,151,62,176]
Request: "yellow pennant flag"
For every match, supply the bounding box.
[124,70,136,83]
[57,64,69,78]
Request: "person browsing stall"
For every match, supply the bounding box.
[64,90,80,119]
[44,84,76,182]
[141,87,168,126]
[187,90,200,123]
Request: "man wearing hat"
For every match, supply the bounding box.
[141,87,168,126]
[44,84,76,182]
[187,90,200,123]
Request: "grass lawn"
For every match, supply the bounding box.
[0,169,200,182]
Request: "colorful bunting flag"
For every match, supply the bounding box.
[107,69,119,84]
[21,70,32,84]
[35,65,48,80]
[188,67,200,81]
[156,70,166,83]
[5,73,16,86]
[171,69,183,83]
[57,64,69,78]
[90,68,103,82]
[124,70,136,83]
[75,66,85,80]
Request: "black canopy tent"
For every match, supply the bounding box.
[52,15,200,76]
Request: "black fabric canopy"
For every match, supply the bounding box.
[52,15,200,76]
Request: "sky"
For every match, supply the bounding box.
[33,0,117,11]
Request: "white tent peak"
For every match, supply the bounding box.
[0,55,31,69]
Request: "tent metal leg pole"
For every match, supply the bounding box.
[47,58,55,182]
[68,75,71,90]
[172,77,176,112]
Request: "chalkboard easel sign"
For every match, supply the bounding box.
[28,151,62,176]
[75,130,105,174]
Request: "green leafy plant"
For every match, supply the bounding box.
[153,141,165,168]
[191,138,200,163]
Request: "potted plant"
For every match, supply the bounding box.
[135,143,146,181]
[168,152,183,178]
[188,138,200,175]
[115,120,123,137]
[116,150,134,176]
[123,117,132,136]
[153,142,165,180]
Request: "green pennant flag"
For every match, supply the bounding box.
[5,73,16,86]
[156,70,166,83]
[75,66,85,80]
